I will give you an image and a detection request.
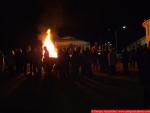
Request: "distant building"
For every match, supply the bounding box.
[126,36,146,51]
[55,36,90,49]
[126,19,150,51]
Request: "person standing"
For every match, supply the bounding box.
[122,48,129,75]
[108,48,117,75]
[43,47,50,75]
[140,43,150,108]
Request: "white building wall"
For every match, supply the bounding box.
[126,36,146,51]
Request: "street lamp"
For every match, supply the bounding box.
[114,25,127,53]
[122,25,127,29]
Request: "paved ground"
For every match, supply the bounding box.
[0,71,145,113]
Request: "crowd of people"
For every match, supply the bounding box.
[0,41,150,80]
[0,41,43,76]
[0,42,115,78]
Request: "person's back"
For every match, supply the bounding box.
[140,43,150,108]
[122,49,129,74]
[43,47,49,61]
[0,51,3,72]
[108,49,116,75]
[141,45,150,84]
[108,49,116,65]
[7,50,16,74]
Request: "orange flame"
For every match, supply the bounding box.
[42,29,58,58]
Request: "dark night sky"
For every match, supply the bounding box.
[0,0,149,48]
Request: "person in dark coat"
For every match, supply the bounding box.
[57,48,69,80]
[0,51,4,72]
[81,47,92,77]
[72,47,80,80]
[108,48,116,75]
[15,49,24,74]
[122,48,129,75]
[139,43,150,108]
[43,46,50,75]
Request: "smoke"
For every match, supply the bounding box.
[37,0,65,35]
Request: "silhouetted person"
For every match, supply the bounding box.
[57,48,69,79]
[0,51,4,72]
[15,49,24,74]
[97,46,102,72]
[32,41,42,75]
[108,48,116,75]
[91,43,98,72]
[140,44,150,108]
[135,45,143,76]
[101,48,109,73]
[43,47,50,75]
[32,48,37,74]
[27,45,33,74]
[21,48,28,75]
[6,49,16,75]
[81,47,92,77]
[122,48,129,75]
[129,48,136,70]
[72,47,80,80]
[29,43,42,76]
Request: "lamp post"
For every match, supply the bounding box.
[114,25,127,53]
[114,30,118,52]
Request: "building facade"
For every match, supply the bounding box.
[126,19,150,51]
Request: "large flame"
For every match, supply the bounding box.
[42,29,58,58]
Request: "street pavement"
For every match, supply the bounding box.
[0,71,145,113]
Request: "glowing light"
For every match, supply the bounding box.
[122,25,127,29]
[42,29,58,58]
